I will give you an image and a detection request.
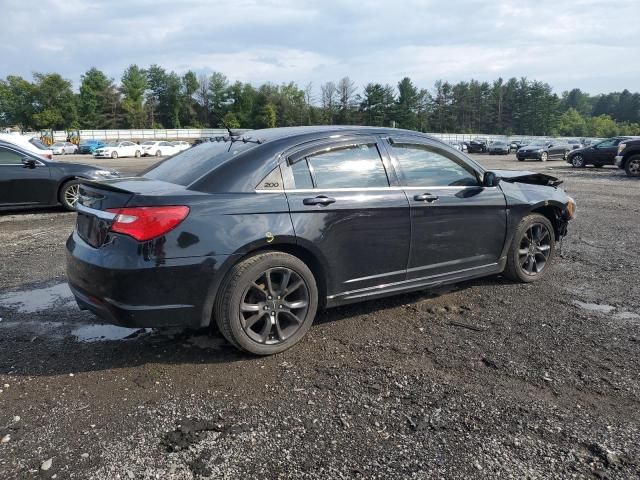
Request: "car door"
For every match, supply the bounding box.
[282,137,411,299]
[592,138,622,164]
[384,137,507,279]
[0,146,53,206]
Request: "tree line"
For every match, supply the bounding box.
[1,65,639,138]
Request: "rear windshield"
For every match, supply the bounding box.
[29,138,50,150]
[142,140,257,186]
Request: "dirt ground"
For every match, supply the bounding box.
[0,152,639,479]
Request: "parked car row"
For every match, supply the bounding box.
[76,139,194,156]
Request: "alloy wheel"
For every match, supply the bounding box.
[572,155,585,168]
[540,152,548,162]
[239,267,309,345]
[518,223,551,276]
[64,184,81,208]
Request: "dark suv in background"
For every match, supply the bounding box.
[567,136,633,168]
[615,138,640,176]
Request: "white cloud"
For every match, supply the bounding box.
[0,0,638,94]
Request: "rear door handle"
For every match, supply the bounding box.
[413,193,439,202]
[303,195,336,206]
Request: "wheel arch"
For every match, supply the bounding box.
[529,202,566,240]
[201,241,328,328]
[621,149,640,167]
[56,175,91,202]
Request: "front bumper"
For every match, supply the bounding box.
[516,151,542,160]
[66,231,230,328]
[93,152,113,158]
[615,155,624,168]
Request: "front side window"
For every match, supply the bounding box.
[0,148,23,165]
[391,143,479,187]
[305,144,389,189]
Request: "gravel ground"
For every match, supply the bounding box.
[0,153,639,479]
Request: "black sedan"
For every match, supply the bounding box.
[66,126,576,355]
[488,141,510,155]
[0,139,119,211]
[566,136,633,168]
[466,137,488,153]
[516,141,570,162]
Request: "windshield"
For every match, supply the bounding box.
[142,140,258,186]
[142,141,156,145]
[105,142,119,147]
[52,142,64,147]
[493,142,506,146]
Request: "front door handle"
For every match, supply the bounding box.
[413,193,439,202]
[303,195,336,206]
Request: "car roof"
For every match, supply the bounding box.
[239,125,431,143]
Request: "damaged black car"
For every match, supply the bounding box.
[66,126,576,355]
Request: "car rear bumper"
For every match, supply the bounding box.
[66,231,231,328]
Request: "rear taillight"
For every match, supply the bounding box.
[105,206,189,241]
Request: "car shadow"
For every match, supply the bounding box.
[0,205,68,216]
[0,276,507,378]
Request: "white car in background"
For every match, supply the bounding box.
[94,141,142,159]
[0,133,54,160]
[141,141,178,157]
[51,142,78,155]
[170,140,191,152]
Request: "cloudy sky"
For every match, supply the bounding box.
[1,0,639,95]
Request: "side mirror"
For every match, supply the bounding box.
[483,171,501,187]
[21,158,37,169]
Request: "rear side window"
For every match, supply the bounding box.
[305,144,389,189]
[291,159,313,189]
[391,143,479,187]
[142,140,257,186]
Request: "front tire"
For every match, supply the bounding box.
[135,150,141,158]
[155,150,162,157]
[214,252,319,355]
[59,179,83,211]
[503,214,555,283]
[111,151,118,159]
[625,155,640,177]
[540,152,548,162]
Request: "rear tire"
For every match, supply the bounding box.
[503,213,556,283]
[571,155,585,168]
[214,252,318,355]
[59,179,83,211]
[625,155,640,177]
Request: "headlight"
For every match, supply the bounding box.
[618,143,626,154]
[93,170,118,177]
[566,196,577,219]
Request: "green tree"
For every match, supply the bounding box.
[0,75,35,128]
[396,77,419,129]
[32,73,77,129]
[121,65,147,128]
[78,68,119,128]
[557,108,588,136]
